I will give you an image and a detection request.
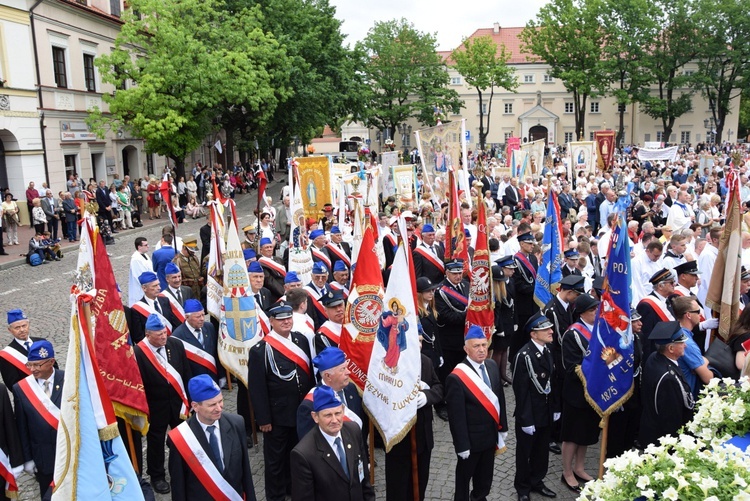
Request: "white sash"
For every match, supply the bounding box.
[0,345,29,375]
[318,322,342,345]
[160,291,186,324]
[169,421,243,501]
[325,243,351,267]
[414,245,445,272]
[18,374,60,427]
[311,247,331,268]
[132,300,173,335]
[178,338,218,375]
[640,295,675,321]
[0,446,16,498]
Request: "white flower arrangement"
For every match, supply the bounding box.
[683,377,750,443]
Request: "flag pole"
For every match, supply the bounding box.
[598,415,610,479]
[369,420,375,484]
[410,425,419,501]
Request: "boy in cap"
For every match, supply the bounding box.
[167,375,256,501]
[12,340,64,497]
[290,386,374,501]
[561,249,581,277]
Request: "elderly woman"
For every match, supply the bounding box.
[530,194,546,214]
[2,193,20,245]
[31,197,46,235]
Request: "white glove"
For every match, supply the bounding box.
[700,318,719,331]
[457,450,470,459]
[23,460,36,475]
[553,412,561,422]
[521,426,536,435]
[219,377,227,388]
[418,380,430,390]
[439,356,444,368]
[498,432,508,445]
[415,392,427,408]
[11,465,22,479]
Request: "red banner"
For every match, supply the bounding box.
[444,169,469,276]
[339,223,383,391]
[465,195,494,338]
[594,130,616,170]
[505,136,520,167]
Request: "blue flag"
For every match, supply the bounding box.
[533,191,564,308]
[578,198,635,417]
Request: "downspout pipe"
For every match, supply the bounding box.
[29,0,51,188]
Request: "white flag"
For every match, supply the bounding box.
[214,139,223,154]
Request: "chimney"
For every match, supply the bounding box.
[493,22,500,34]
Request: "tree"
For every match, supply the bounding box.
[694,0,750,144]
[637,0,701,144]
[598,0,660,146]
[452,36,518,151]
[521,0,607,140]
[357,18,462,142]
[92,0,290,178]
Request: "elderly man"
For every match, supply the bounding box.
[172,299,223,386]
[258,236,287,303]
[291,386,375,501]
[329,261,350,297]
[315,290,346,353]
[167,375,256,501]
[305,262,330,330]
[325,226,351,271]
[248,302,313,501]
[1,309,51,390]
[247,261,273,314]
[413,224,445,284]
[130,271,178,344]
[446,325,508,501]
[129,237,153,307]
[135,314,192,494]
[13,340,63,498]
[309,229,332,272]
[162,262,193,321]
[297,347,364,439]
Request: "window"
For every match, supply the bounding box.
[52,47,67,88]
[564,102,574,114]
[618,103,627,113]
[543,74,554,83]
[146,153,154,176]
[680,131,691,144]
[504,132,513,141]
[110,0,121,16]
[450,76,462,85]
[683,70,695,77]
[656,131,664,142]
[504,103,513,114]
[644,133,651,142]
[523,74,534,84]
[590,101,600,113]
[64,154,78,178]
[479,103,487,114]
[564,132,574,143]
[83,54,96,92]
[113,63,127,90]
[589,132,595,141]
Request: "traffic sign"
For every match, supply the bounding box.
[465,130,470,142]
[365,139,371,145]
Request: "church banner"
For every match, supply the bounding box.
[594,130,616,170]
[379,151,399,199]
[568,141,596,176]
[296,156,332,219]
[391,164,417,203]
[415,121,464,180]
[521,139,545,178]
[506,136,521,168]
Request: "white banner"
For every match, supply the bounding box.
[288,163,313,284]
[521,139,546,178]
[363,216,420,452]
[568,141,597,176]
[380,151,400,198]
[637,146,679,162]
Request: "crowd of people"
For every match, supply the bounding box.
[1,140,750,500]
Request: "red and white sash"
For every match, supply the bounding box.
[318,322,342,346]
[640,296,674,322]
[311,247,331,269]
[0,346,30,377]
[451,364,501,431]
[514,252,537,279]
[259,256,287,277]
[17,375,60,429]
[159,291,186,324]
[414,245,445,272]
[303,387,362,428]
[177,338,218,375]
[264,332,311,377]
[304,286,328,320]
[168,421,243,501]
[328,282,349,298]
[131,300,173,335]
[0,447,17,499]
[137,341,189,418]
[325,244,351,268]
[258,306,270,336]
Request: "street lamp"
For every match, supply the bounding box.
[703,118,716,144]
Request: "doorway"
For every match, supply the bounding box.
[529,125,548,144]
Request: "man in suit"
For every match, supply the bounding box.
[290,385,375,501]
[172,299,224,386]
[503,177,523,210]
[446,325,508,501]
[413,224,445,285]
[636,268,677,359]
[258,237,287,303]
[297,347,365,440]
[95,179,115,232]
[153,233,176,290]
[167,375,256,501]
[315,290,346,353]
[639,321,694,447]
[12,340,64,497]
[248,302,314,501]
[305,262,330,330]
[130,271,178,344]
[558,182,575,220]
[40,190,59,241]
[1,309,48,390]
[309,229,333,274]
[247,261,274,312]
[513,313,560,501]
[325,226,351,272]
[511,232,540,365]
[385,344,443,501]
[163,262,194,307]
[561,249,582,277]
[135,314,193,494]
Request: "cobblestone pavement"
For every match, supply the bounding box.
[1,177,598,500]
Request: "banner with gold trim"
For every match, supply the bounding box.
[296,156,332,219]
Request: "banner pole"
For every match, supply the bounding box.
[369,420,375,485]
[598,415,610,479]
[125,422,140,475]
[410,425,419,501]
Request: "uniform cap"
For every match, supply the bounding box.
[313,385,342,412]
[243,225,257,234]
[313,347,346,372]
[285,271,301,284]
[312,262,328,275]
[649,320,687,345]
[416,277,440,292]
[248,261,263,274]
[183,238,198,252]
[673,261,700,276]
[564,249,580,259]
[268,301,293,319]
[138,271,159,285]
[322,289,345,307]
[518,232,535,243]
[465,324,485,340]
[573,294,600,314]
[649,268,674,285]
[494,255,517,268]
[188,374,221,403]
[560,274,586,293]
[330,226,341,235]
[145,313,165,331]
[7,309,27,325]
[310,229,325,240]
[260,237,273,247]
[27,340,54,362]
[184,299,203,314]
[422,224,435,233]
[525,312,553,332]
[333,261,348,272]
[165,262,180,276]
[445,259,464,272]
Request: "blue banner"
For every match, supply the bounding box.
[533,191,564,308]
[579,198,635,417]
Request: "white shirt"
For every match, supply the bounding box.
[37,369,56,396]
[293,311,316,359]
[320,429,345,464]
[666,202,694,231]
[144,339,168,367]
[198,418,224,465]
[129,250,153,307]
[697,244,719,318]
[631,253,664,304]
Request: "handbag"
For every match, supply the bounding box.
[705,337,740,379]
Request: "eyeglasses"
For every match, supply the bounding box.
[26,359,52,369]
[688,310,701,314]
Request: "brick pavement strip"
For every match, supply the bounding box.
[0,182,599,500]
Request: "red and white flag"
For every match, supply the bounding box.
[465,195,494,338]
[160,172,178,230]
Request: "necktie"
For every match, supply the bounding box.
[176,288,183,305]
[43,380,51,397]
[195,329,204,348]
[24,341,31,352]
[255,293,262,309]
[334,437,349,479]
[206,425,224,472]
[479,364,491,387]
[153,300,162,315]
[338,390,347,407]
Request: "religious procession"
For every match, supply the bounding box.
[2,123,750,501]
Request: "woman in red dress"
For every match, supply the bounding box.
[146,178,160,219]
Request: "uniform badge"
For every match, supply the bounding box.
[540,372,546,378]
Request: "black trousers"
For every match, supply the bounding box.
[263,424,297,501]
[36,471,53,499]
[514,423,551,496]
[146,408,182,480]
[454,447,495,501]
[385,447,432,501]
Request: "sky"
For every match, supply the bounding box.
[329,0,551,51]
